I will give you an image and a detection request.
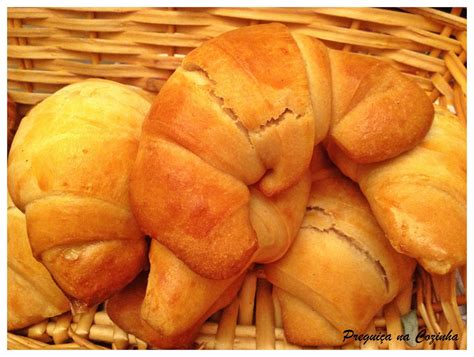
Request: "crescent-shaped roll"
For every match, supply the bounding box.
[327,106,466,274]
[130,23,433,280]
[8,195,70,330]
[137,171,310,346]
[108,269,245,349]
[265,150,416,346]
[141,241,247,338]
[108,273,198,349]
[7,79,151,311]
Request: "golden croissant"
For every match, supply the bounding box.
[327,106,466,274]
[265,149,416,346]
[8,79,152,311]
[130,23,433,281]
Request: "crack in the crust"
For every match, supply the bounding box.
[209,89,252,146]
[306,205,333,217]
[182,63,305,177]
[182,65,300,143]
[253,108,301,136]
[301,224,390,292]
[182,65,254,148]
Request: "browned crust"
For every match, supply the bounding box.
[130,135,257,280]
[107,273,199,349]
[25,196,143,257]
[130,23,434,281]
[327,50,434,163]
[129,23,318,279]
[182,23,315,196]
[26,196,148,311]
[41,239,147,310]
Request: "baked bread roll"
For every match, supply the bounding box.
[327,106,466,274]
[107,273,199,349]
[110,168,310,348]
[142,241,247,338]
[107,261,246,349]
[7,79,151,312]
[138,174,310,345]
[108,273,194,349]
[130,23,433,280]
[265,150,416,346]
[8,195,70,331]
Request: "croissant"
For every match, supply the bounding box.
[327,106,466,274]
[130,23,433,280]
[7,79,151,311]
[137,173,311,344]
[8,195,70,331]
[107,243,246,349]
[265,149,416,346]
[141,241,247,338]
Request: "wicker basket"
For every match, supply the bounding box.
[7,7,467,350]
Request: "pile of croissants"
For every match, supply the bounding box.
[7,24,466,348]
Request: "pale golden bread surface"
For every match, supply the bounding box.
[275,288,342,346]
[142,241,246,337]
[265,153,416,346]
[8,198,70,331]
[7,79,151,310]
[130,23,433,280]
[291,33,332,145]
[327,107,466,274]
[250,170,312,263]
[108,270,245,349]
[107,273,199,349]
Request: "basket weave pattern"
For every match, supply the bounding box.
[7,7,467,350]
